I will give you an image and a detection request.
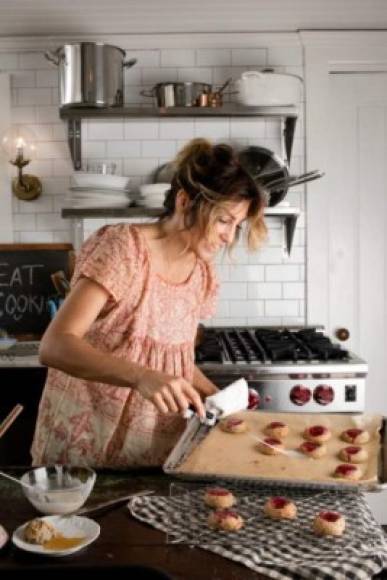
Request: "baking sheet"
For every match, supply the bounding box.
[165,411,384,490]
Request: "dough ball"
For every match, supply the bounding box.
[264,421,289,439]
[339,446,368,464]
[220,417,247,434]
[207,509,244,532]
[341,428,370,445]
[263,496,297,520]
[313,511,346,536]
[23,518,58,545]
[203,487,235,509]
[303,425,331,444]
[299,441,327,459]
[333,463,362,481]
[257,437,284,456]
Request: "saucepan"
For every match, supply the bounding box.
[140,78,233,108]
[238,146,324,207]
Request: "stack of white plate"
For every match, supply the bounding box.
[139,183,170,208]
[67,173,132,208]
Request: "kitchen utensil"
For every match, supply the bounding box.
[235,69,302,107]
[141,82,213,108]
[45,43,137,108]
[250,435,306,459]
[0,470,36,491]
[21,465,96,515]
[0,404,23,439]
[184,378,249,426]
[76,489,154,515]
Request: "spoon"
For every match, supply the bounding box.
[0,470,36,490]
[250,435,306,459]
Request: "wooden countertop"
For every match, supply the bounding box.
[0,468,386,579]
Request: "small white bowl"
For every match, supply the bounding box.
[71,173,131,190]
[21,465,96,515]
[140,183,170,197]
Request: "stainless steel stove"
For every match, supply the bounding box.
[195,326,367,413]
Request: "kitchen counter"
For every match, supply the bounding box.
[1,468,386,579]
[0,468,267,579]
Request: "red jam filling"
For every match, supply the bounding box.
[226,419,243,427]
[319,511,341,523]
[335,464,357,476]
[264,437,281,446]
[207,488,230,497]
[216,509,238,520]
[345,446,361,455]
[268,422,285,429]
[301,441,319,452]
[309,425,326,436]
[345,429,363,441]
[270,496,289,509]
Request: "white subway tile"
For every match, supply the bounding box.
[19,230,54,243]
[248,282,282,299]
[83,141,106,158]
[142,140,176,158]
[197,49,232,67]
[265,265,300,282]
[283,282,305,299]
[18,87,52,106]
[29,159,53,177]
[129,50,160,68]
[215,264,230,281]
[265,300,299,317]
[36,212,67,231]
[194,119,230,140]
[25,123,53,141]
[267,46,303,67]
[159,120,195,140]
[20,52,52,70]
[123,67,142,85]
[53,230,71,243]
[37,141,69,159]
[42,177,70,195]
[229,300,264,317]
[161,50,195,67]
[0,53,19,69]
[124,120,159,140]
[142,67,178,84]
[19,194,53,214]
[266,228,284,247]
[231,49,266,66]
[107,140,141,158]
[52,124,67,141]
[12,71,36,88]
[251,246,283,264]
[210,317,247,327]
[123,158,159,177]
[88,121,124,140]
[230,119,265,139]
[36,69,58,87]
[215,300,230,317]
[229,264,265,282]
[11,106,36,124]
[14,213,36,231]
[36,105,60,123]
[285,246,304,264]
[219,283,247,300]
[53,159,73,176]
[282,316,306,326]
[177,67,212,84]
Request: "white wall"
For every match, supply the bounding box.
[0,32,306,326]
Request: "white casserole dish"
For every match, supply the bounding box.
[235,70,302,107]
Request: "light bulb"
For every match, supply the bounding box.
[1,125,37,162]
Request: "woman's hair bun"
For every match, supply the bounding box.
[173,138,212,172]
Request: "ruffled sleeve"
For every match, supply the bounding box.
[71,224,137,303]
[199,260,219,320]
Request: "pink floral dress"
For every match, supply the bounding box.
[31,224,218,467]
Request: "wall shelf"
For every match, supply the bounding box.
[59,104,298,170]
[61,205,300,255]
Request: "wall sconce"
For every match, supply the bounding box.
[1,125,42,201]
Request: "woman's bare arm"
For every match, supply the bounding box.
[192,365,218,397]
[39,277,205,417]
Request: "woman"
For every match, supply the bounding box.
[31,138,267,467]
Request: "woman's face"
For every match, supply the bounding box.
[190,199,251,262]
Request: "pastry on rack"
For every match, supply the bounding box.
[263,496,297,520]
[207,509,244,532]
[220,417,247,434]
[333,463,362,481]
[23,518,58,545]
[204,487,236,509]
[341,428,370,445]
[303,425,331,444]
[313,511,346,536]
[264,421,289,439]
[339,446,368,464]
[257,437,284,455]
[299,441,327,459]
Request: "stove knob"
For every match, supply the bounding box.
[247,388,260,410]
[314,384,334,405]
[289,385,311,406]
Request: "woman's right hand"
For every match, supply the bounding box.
[136,369,205,419]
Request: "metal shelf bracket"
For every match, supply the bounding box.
[67,119,82,170]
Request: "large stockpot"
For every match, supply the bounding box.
[45,43,137,108]
[141,82,212,107]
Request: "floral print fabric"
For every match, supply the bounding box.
[31,224,218,467]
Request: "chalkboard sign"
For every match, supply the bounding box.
[0,244,73,338]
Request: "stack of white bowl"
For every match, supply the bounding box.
[67,173,132,208]
[139,183,170,208]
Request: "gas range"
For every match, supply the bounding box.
[195,326,367,413]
